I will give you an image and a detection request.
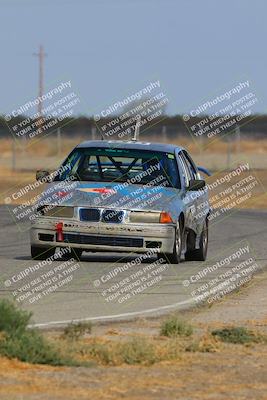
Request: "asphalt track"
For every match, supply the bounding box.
[0,206,266,327]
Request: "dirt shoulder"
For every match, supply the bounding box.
[53,270,267,338]
[0,346,267,400]
[1,271,267,400]
[190,271,267,329]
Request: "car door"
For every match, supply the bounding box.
[181,150,209,231]
[176,151,199,233]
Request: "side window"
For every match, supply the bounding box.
[57,151,83,180]
[177,153,191,188]
[86,155,98,172]
[181,151,198,181]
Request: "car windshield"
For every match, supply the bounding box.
[54,147,181,188]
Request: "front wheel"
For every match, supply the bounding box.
[159,221,182,264]
[60,248,83,261]
[185,219,208,261]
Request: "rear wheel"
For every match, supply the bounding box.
[31,245,55,260]
[185,219,208,261]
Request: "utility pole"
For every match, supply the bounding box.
[57,127,62,157]
[12,140,16,171]
[162,125,167,142]
[33,45,47,124]
[91,126,97,140]
[227,135,232,170]
[236,125,241,155]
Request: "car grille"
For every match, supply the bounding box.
[63,233,143,248]
[79,208,124,223]
[102,209,124,223]
[79,208,101,222]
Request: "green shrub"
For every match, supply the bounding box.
[0,299,81,366]
[0,329,71,365]
[211,327,257,344]
[160,317,193,337]
[0,299,31,336]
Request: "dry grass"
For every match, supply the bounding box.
[0,137,266,208]
[1,137,267,158]
[1,326,267,400]
[0,137,85,158]
[69,336,203,366]
[1,137,267,167]
[54,320,267,366]
[147,134,267,154]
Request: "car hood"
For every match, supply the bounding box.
[39,180,182,212]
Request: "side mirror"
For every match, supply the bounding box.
[187,179,206,191]
[36,170,50,181]
[197,166,212,177]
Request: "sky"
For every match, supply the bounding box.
[0,0,267,117]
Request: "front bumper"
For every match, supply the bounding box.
[30,218,175,254]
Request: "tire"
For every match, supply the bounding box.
[31,245,55,260]
[185,219,208,261]
[60,248,83,261]
[71,249,83,261]
[159,221,183,264]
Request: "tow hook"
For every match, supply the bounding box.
[55,222,64,242]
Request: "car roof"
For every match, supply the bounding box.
[76,140,184,153]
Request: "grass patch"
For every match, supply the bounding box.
[0,299,86,366]
[160,316,193,338]
[186,333,221,353]
[119,338,157,365]
[62,322,92,341]
[211,327,259,344]
[75,335,185,366]
[82,337,158,366]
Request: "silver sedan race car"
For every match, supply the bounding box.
[30,140,210,264]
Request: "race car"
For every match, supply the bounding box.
[30,140,210,263]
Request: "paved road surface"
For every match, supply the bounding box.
[0,206,266,327]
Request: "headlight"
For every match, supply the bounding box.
[36,205,74,218]
[129,211,173,223]
[129,211,160,223]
